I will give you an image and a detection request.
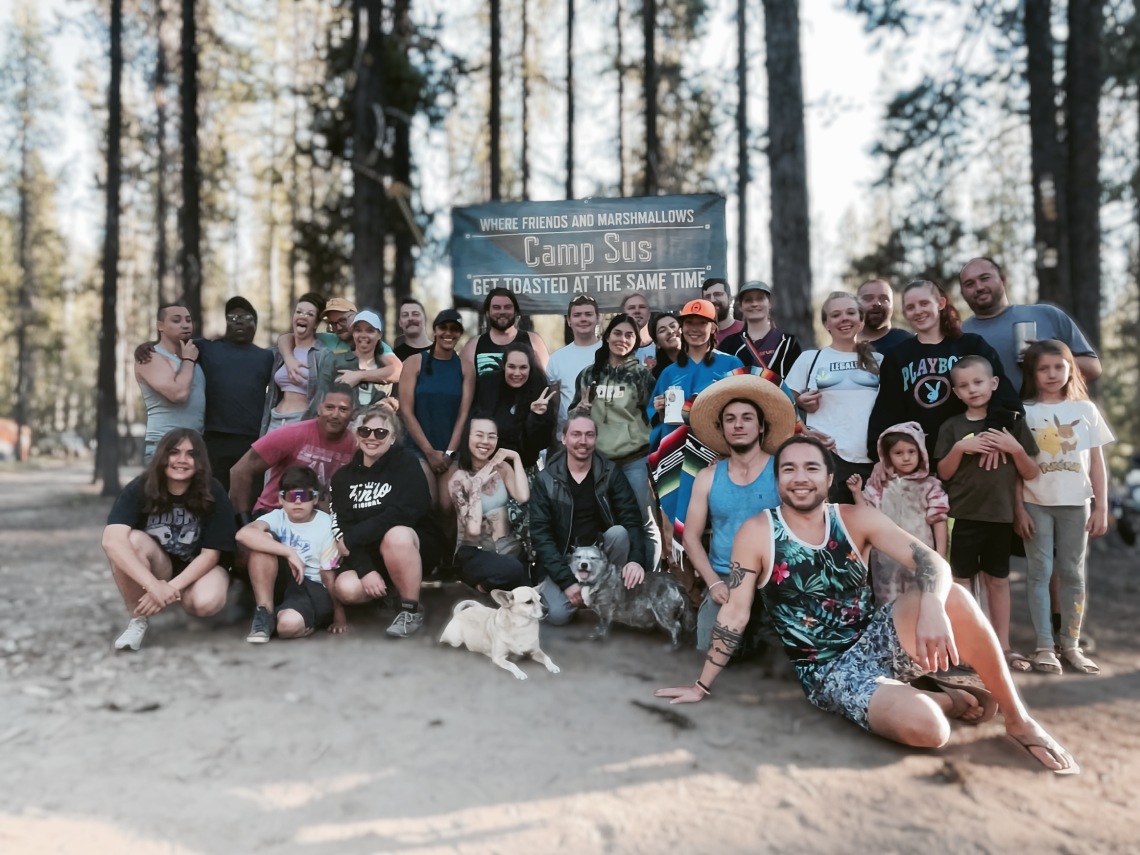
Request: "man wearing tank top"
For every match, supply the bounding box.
[461,287,550,377]
[134,303,206,462]
[658,435,1080,776]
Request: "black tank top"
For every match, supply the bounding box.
[474,331,534,376]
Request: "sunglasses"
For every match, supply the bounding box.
[278,488,320,503]
[356,425,391,440]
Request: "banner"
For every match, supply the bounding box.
[450,194,727,314]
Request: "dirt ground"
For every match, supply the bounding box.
[1,462,1139,855]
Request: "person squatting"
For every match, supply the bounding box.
[110,262,1105,775]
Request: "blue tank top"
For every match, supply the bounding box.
[481,476,509,514]
[761,504,875,685]
[707,457,779,576]
[140,345,207,444]
[413,351,464,452]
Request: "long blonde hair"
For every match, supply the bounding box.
[820,291,879,374]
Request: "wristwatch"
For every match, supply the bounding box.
[444,449,456,460]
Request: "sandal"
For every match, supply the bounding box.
[914,675,997,725]
[1004,649,1032,672]
[1031,648,1063,675]
[1006,725,1080,775]
[1059,647,1100,675]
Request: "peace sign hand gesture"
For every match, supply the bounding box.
[531,385,557,415]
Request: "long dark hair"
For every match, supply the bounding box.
[1020,339,1089,402]
[142,429,216,517]
[592,313,640,373]
[456,416,501,473]
[498,342,546,405]
[649,312,680,378]
[903,279,962,341]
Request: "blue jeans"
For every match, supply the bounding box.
[540,525,629,626]
[1023,502,1090,650]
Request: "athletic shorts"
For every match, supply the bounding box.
[277,576,334,630]
[336,529,441,582]
[803,603,926,731]
[950,519,1012,580]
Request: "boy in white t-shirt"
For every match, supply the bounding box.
[236,466,347,642]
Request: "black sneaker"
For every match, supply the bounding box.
[246,606,275,643]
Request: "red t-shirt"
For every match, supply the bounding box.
[252,419,357,512]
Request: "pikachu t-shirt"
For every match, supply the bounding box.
[1023,400,1114,506]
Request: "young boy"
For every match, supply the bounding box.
[935,356,1039,670]
[236,467,347,642]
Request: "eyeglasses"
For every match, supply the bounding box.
[357,425,391,440]
[278,488,320,503]
[226,313,255,322]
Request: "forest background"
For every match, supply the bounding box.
[1,0,1138,495]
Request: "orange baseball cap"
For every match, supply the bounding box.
[678,298,717,321]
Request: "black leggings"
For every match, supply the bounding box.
[455,544,530,592]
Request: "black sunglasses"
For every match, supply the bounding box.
[357,426,391,440]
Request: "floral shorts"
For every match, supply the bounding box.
[803,603,926,731]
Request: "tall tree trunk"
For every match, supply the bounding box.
[98,0,124,494]
[1064,0,1103,348]
[736,0,748,286]
[14,49,33,462]
[762,0,813,346]
[1025,0,1071,307]
[643,0,658,195]
[566,0,575,199]
[351,0,388,311]
[490,0,502,199]
[391,0,414,303]
[179,0,202,326]
[616,0,625,196]
[154,0,170,303]
[521,0,530,199]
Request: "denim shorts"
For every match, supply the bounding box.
[803,603,926,730]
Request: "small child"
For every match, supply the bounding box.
[935,355,1039,672]
[1016,340,1113,675]
[236,466,347,642]
[849,421,948,605]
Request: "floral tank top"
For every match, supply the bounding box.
[760,504,875,684]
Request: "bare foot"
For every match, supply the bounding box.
[1005,720,1080,775]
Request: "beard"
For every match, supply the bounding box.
[489,313,516,332]
[864,307,887,328]
[727,438,761,454]
[716,303,730,322]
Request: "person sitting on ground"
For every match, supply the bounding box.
[935,356,1039,674]
[102,428,235,651]
[657,435,1079,775]
[648,312,682,380]
[330,403,441,638]
[849,422,949,606]
[134,303,206,462]
[307,310,395,417]
[472,342,557,469]
[530,411,649,625]
[718,281,802,383]
[229,385,358,520]
[447,418,532,593]
[262,292,328,434]
[393,297,432,360]
[683,374,795,650]
[236,466,347,643]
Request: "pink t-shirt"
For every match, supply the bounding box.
[252,419,358,512]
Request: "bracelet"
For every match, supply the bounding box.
[695,680,712,696]
[709,580,726,591]
[182,358,196,364]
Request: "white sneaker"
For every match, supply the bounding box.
[114,617,149,651]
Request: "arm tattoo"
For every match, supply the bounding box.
[910,542,950,596]
[726,561,757,590]
[706,623,746,668]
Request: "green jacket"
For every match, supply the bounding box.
[530,451,649,590]
[569,356,654,460]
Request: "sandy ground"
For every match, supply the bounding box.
[1,462,1139,855]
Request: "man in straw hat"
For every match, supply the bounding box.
[683,374,796,650]
[657,434,1080,776]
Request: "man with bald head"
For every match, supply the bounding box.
[857,279,911,354]
[958,257,1101,391]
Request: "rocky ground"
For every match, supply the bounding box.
[1,462,1138,854]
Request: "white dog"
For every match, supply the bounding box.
[439,586,560,680]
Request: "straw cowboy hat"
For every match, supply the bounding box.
[689,373,796,456]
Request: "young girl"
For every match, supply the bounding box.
[849,421,949,605]
[1016,340,1113,675]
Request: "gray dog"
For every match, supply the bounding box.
[569,544,695,648]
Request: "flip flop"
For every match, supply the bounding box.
[914,675,998,725]
[1006,726,1081,775]
[1004,649,1033,672]
[1031,648,1063,675]
[1059,647,1100,675]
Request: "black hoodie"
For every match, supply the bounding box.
[330,445,437,549]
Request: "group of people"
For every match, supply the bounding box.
[105,256,1105,775]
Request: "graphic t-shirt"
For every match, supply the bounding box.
[1023,400,1114,506]
[251,419,358,512]
[785,347,885,463]
[934,413,1038,523]
[259,508,339,582]
[107,476,236,561]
